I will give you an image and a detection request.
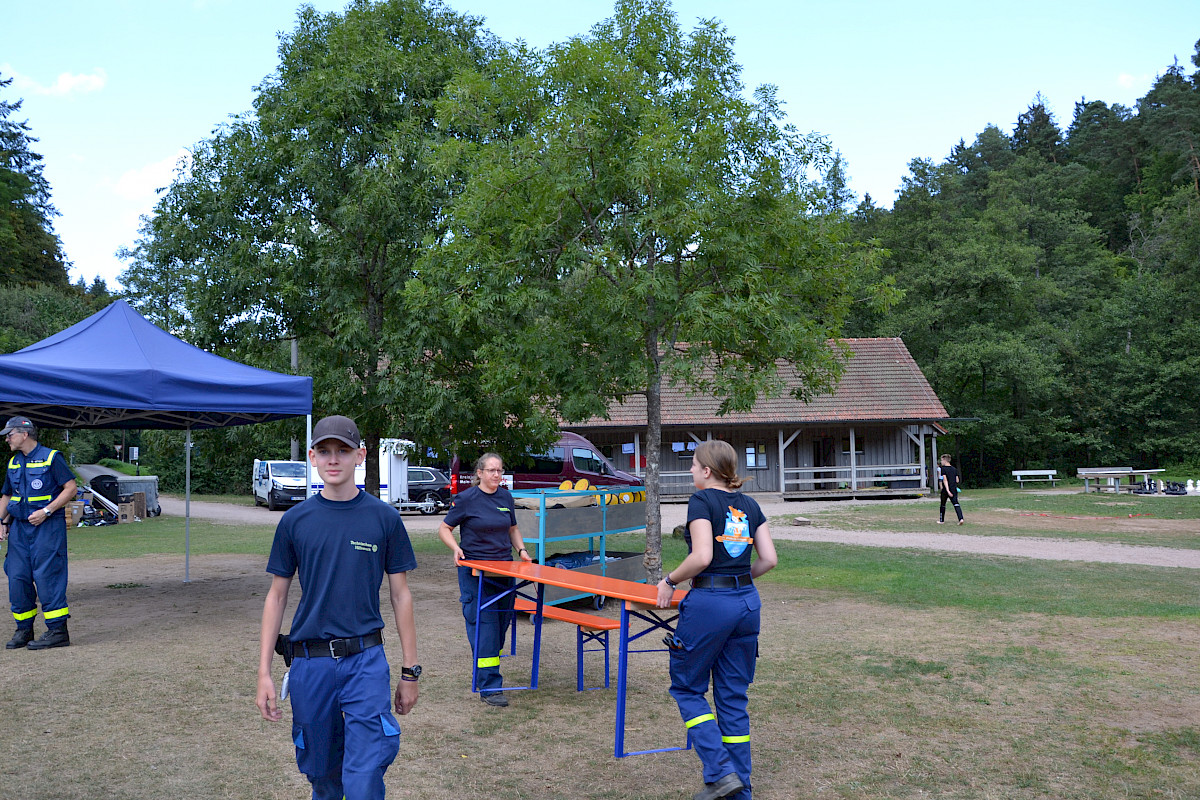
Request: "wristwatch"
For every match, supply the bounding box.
[664,573,678,588]
[401,665,422,681]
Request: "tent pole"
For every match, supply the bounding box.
[184,427,192,583]
[305,415,312,497]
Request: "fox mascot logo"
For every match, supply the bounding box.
[716,506,752,558]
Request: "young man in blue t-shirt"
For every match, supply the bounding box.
[256,415,420,800]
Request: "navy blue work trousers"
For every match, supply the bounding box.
[457,565,513,695]
[669,584,761,800]
[4,514,69,629]
[288,644,400,800]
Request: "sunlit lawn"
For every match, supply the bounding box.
[782,488,1200,549]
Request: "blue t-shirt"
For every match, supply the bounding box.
[266,490,416,641]
[444,485,518,560]
[686,488,766,576]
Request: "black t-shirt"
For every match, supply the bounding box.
[444,485,518,560]
[940,465,960,495]
[685,488,766,576]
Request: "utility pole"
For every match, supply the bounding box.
[290,336,300,461]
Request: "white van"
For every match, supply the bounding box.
[252,459,308,510]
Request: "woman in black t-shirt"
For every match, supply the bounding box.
[438,453,532,707]
[655,440,777,800]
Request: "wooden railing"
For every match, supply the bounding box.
[782,462,923,493]
[644,463,925,494]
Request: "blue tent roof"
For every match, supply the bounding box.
[0,300,312,429]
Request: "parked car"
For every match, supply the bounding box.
[449,432,640,495]
[406,466,451,515]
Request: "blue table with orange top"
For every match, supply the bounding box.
[458,558,688,757]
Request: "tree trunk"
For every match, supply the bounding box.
[364,431,380,498]
[642,331,663,582]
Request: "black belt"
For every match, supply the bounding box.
[691,573,753,589]
[293,630,383,659]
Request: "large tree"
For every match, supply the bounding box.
[0,74,69,286]
[427,0,885,578]
[120,0,557,488]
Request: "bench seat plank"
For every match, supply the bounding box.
[514,598,620,630]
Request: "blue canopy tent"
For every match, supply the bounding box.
[0,300,313,580]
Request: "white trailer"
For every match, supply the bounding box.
[307,439,445,514]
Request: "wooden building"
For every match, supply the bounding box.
[564,338,950,499]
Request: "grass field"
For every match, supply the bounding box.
[5,495,1196,799]
[786,488,1200,549]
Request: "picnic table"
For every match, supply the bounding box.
[1077,467,1166,493]
[459,558,689,758]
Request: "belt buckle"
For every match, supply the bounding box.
[329,638,348,659]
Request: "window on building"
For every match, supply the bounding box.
[841,437,864,456]
[745,441,767,469]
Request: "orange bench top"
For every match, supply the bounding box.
[512,598,620,630]
[458,559,685,607]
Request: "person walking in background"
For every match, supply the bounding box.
[656,440,778,800]
[938,454,964,525]
[257,414,421,800]
[438,452,532,707]
[0,416,77,650]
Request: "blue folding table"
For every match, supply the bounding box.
[459,558,689,758]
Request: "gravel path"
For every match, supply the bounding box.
[764,526,1200,568]
[146,487,1200,569]
[667,495,1200,569]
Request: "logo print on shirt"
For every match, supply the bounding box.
[350,540,378,553]
[716,506,752,558]
[30,478,43,491]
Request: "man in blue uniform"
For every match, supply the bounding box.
[0,416,77,650]
[257,415,421,800]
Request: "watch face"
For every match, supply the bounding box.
[405,665,422,678]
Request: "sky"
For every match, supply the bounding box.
[4,0,1199,289]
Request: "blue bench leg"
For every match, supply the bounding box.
[577,626,584,691]
[508,608,518,656]
[602,630,610,689]
[576,628,611,690]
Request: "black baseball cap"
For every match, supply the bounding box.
[1,416,35,436]
[311,415,362,449]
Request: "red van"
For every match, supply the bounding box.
[449,432,641,495]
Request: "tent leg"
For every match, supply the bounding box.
[184,428,191,583]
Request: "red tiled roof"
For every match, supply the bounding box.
[571,338,948,428]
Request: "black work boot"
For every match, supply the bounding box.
[26,624,69,650]
[5,628,34,649]
[693,773,745,800]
